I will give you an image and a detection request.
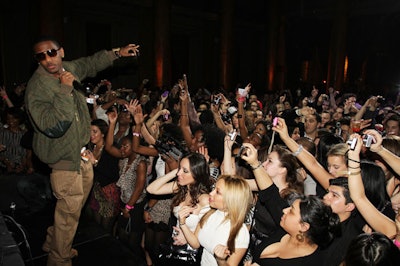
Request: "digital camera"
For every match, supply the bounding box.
[347,135,375,150]
[154,135,187,161]
[213,95,222,105]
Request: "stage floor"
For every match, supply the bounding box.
[0,173,144,266]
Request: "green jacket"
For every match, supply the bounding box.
[25,50,115,171]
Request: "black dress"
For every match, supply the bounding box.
[253,184,325,266]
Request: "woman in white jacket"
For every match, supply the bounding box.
[178,175,253,266]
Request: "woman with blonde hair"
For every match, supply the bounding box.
[178,175,253,265]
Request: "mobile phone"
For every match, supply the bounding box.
[236,146,247,158]
[81,147,89,161]
[273,117,279,127]
[238,88,247,97]
[86,98,95,104]
[162,91,169,97]
[163,113,169,121]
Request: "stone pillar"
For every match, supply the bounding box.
[326,0,348,91]
[154,0,171,88]
[219,0,234,90]
[265,0,279,91]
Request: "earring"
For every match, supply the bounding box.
[296,231,304,242]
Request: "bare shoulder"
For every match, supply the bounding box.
[198,193,210,208]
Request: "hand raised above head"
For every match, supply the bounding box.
[363,129,383,153]
[240,143,258,165]
[125,99,139,115]
[120,44,140,57]
[107,109,118,124]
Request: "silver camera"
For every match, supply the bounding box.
[228,131,237,141]
[347,135,375,150]
[213,95,221,105]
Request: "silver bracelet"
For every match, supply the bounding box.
[292,145,303,157]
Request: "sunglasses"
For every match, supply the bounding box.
[34,48,61,61]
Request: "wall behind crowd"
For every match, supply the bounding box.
[0,0,269,93]
[1,0,400,98]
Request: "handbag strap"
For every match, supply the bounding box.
[125,217,131,233]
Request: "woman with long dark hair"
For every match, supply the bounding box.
[147,152,213,265]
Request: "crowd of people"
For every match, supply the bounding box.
[1,36,400,266]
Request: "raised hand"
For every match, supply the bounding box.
[197,146,210,163]
[240,143,259,166]
[133,104,145,125]
[272,117,290,140]
[125,99,139,115]
[120,43,140,57]
[363,129,383,153]
[107,109,118,125]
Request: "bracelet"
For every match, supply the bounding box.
[237,114,243,119]
[348,165,360,169]
[112,47,122,58]
[292,145,303,157]
[2,95,8,100]
[132,132,141,137]
[179,222,186,226]
[237,96,246,103]
[348,170,361,176]
[125,204,134,210]
[348,158,360,164]
[251,161,262,170]
[144,206,152,212]
[394,239,400,248]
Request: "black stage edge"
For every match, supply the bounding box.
[0,173,144,266]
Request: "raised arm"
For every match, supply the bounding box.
[179,88,195,151]
[104,110,123,157]
[328,87,338,110]
[146,168,179,195]
[274,117,333,189]
[236,84,251,139]
[0,86,14,108]
[222,133,237,175]
[347,134,396,238]
[128,102,159,157]
[365,129,400,176]
[211,96,227,132]
[145,109,169,132]
[241,143,273,191]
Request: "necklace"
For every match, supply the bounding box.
[93,144,104,160]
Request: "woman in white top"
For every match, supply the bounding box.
[146,152,213,265]
[178,175,253,266]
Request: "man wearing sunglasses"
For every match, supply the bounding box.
[25,36,139,266]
